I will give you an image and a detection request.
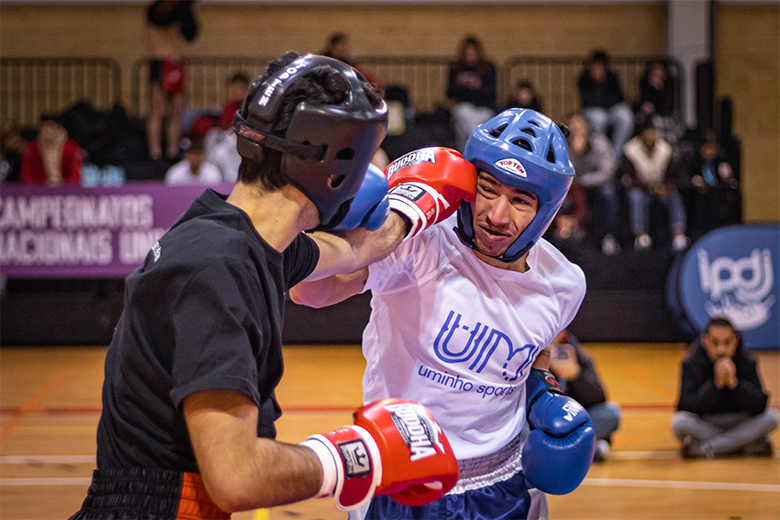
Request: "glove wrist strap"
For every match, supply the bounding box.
[300,436,339,498]
[527,368,564,430]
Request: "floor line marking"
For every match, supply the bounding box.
[582,477,780,493]
[0,371,64,443]
[0,478,92,486]
[0,455,96,464]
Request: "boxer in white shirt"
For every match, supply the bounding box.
[292,108,595,520]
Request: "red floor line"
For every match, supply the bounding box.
[0,372,64,442]
[2,402,778,416]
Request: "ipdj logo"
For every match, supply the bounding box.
[697,248,775,330]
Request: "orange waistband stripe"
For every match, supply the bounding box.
[177,472,231,520]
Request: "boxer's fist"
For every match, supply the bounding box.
[355,399,459,506]
[301,399,458,511]
[522,368,595,495]
[331,163,390,232]
[385,147,477,240]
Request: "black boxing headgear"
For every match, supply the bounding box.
[233,54,388,230]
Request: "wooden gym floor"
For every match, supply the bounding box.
[1,343,778,520]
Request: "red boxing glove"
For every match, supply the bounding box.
[301,398,459,511]
[385,147,477,240]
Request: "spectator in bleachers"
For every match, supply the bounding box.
[578,49,634,164]
[20,114,82,185]
[164,135,222,185]
[502,80,542,113]
[681,129,741,240]
[621,118,688,252]
[145,0,199,161]
[634,60,681,145]
[203,71,251,183]
[548,329,622,462]
[218,72,250,132]
[447,35,497,152]
[320,32,381,89]
[672,317,778,459]
[0,122,28,183]
[547,182,587,248]
[566,113,620,255]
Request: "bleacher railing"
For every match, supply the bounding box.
[131,56,276,116]
[0,57,121,127]
[504,55,683,123]
[4,54,683,129]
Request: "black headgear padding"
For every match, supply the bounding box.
[233,53,388,230]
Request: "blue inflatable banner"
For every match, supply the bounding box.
[677,224,779,350]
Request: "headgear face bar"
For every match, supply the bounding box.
[233,54,388,230]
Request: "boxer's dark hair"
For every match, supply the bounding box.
[237,52,383,191]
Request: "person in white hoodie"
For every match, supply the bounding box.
[621,118,688,251]
[164,135,223,185]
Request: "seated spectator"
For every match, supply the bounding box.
[218,71,250,132]
[578,49,634,164]
[320,32,380,89]
[446,35,497,152]
[682,129,741,239]
[566,113,620,255]
[20,114,82,185]
[548,183,587,247]
[502,80,542,112]
[164,135,222,185]
[0,122,28,183]
[634,60,681,145]
[548,329,622,462]
[621,119,688,251]
[672,317,778,458]
[206,130,239,183]
[202,71,251,182]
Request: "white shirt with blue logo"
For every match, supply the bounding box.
[361,215,586,460]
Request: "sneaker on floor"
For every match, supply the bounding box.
[680,435,712,459]
[593,439,610,462]
[601,234,620,256]
[672,234,690,252]
[742,437,774,457]
[634,233,652,250]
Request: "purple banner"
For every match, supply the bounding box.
[0,182,234,278]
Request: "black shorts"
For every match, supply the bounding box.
[69,467,229,520]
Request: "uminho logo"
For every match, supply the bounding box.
[697,248,775,330]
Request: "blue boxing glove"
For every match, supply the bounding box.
[331,164,390,232]
[521,368,595,495]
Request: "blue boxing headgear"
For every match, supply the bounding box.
[456,108,574,263]
[233,53,388,230]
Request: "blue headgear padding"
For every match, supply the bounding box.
[456,108,574,262]
[233,53,388,230]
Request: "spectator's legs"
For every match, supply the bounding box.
[671,411,723,442]
[582,107,608,137]
[166,92,185,160]
[147,86,166,160]
[588,401,622,441]
[667,190,688,236]
[452,102,494,152]
[599,184,620,237]
[705,410,779,455]
[627,188,650,236]
[606,103,635,162]
[661,189,689,251]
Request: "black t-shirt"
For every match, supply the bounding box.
[96,189,319,472]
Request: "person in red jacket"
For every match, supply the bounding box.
[20,114,82,185]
